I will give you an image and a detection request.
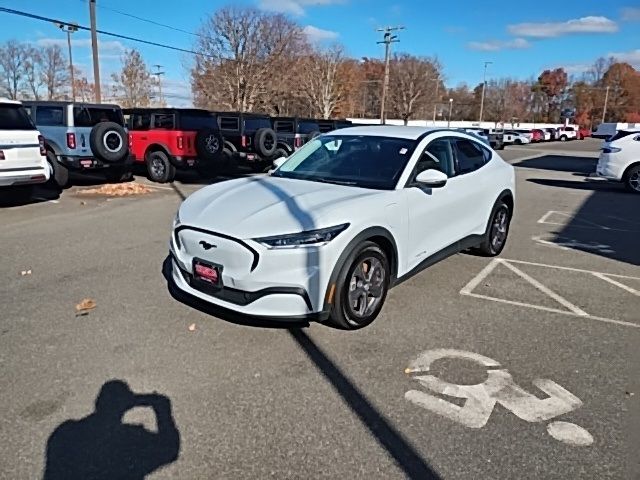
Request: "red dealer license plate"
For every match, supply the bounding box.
[193,259,221,286]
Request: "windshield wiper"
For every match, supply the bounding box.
[313,177,358,186]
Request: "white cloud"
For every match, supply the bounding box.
[508,16,618,38]
[559,63,592,75]
[467,38,531,51]
[303,25,339,42]
[37,38,126,54]
[608,49,640,67]
[257,0,344,16]
[621,7,640,21]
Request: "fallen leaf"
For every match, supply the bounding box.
[188,323,196,331]
[78,182,153,197]
[75,298,97,314]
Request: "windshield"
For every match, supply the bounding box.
[272,135,416,190]
[181,113,216,131]
[244,117,272,131]
[74,107,124,127]
[0,104,36,130]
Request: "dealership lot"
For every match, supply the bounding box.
[1,139,638,479]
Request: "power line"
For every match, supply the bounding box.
[0,6,213,59]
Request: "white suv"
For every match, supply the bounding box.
[0,98,49,195]
[596,129,640,193]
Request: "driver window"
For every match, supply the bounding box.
[413,138,454,180]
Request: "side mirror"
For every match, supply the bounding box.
[415,169,448,188]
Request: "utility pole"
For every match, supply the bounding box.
[377,26,403,124]
[57,22,78,101]
[478,61,492,123]
[89,0,101,103]
[153,64,165,106]
[601,85,610,123]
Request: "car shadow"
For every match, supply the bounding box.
[42,380,180,480]
[0,184,61,208]
[513,154,597,174]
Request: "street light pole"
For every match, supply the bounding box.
[57,22,78,101]
[448,98,453,128]
[601,85,610,123]
[478,61,492,123]
[377,26,403,124]
[153,64,165,106]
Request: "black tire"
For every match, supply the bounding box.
[272,147,289,160]
[559,135,567,142]
[105,165,133,183]
[195,129,224,162]
[254,128,277,157]
[514,139,522,145]
[474,200,511,256]
[146,151,176,183]
[329,241,390,330]
[46,150,68,188]
[624,165,640,194]
[89,122,128,163]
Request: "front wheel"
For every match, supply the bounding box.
[625,165,640,194]
[474,201,511,256]
[329,241,390,330]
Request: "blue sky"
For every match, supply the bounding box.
[1,0,639,105]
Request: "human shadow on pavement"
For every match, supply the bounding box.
[43,380,180,480]
[288,329,442,480]
[513,154,597,174]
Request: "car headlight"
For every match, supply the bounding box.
[254,223,349,248]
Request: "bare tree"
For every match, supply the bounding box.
[111,48,153,108]
[388,54,441,124]
[23,45,45,100]
[41,45,69,100]
[300,44,346,119]
[0,40,28,99]
[191,6,308,111]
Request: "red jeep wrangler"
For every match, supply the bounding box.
[124,108,224,182]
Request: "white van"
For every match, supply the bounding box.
[0,98,49,196]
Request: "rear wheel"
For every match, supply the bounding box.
[559,135,567,142]
[146,151,176,183]
[46,151,68,188]
[474,201,511,256]
[329,241,390,330]
[514,139,522,145]
[624,165,640,194]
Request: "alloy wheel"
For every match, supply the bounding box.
[346,256,385,319]
[490,207,509,252]
[629,170,640,192]
[151,156,165,178]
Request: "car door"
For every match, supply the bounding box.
[445,137,495,236]
[404,137,468,270]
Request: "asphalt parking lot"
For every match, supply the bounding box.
[1,138,638,479]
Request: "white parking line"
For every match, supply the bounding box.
[537,210,638,233]
[460,258,640,329]
[531,235,615,254]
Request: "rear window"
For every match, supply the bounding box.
[0,104,36,130]
[74,107,123,127]
[609,130,638,142]
[318,123,334,133]
[219,117,240,130]
[180,113,216,131]
[244,117,271,131]
[36,106,64,126]
[298,121,319,134]
[274,120,295,133]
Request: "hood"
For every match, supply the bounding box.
[179,176,382,239]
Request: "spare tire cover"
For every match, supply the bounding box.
[89,122,128,163]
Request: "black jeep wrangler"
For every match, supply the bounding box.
[215,112,281,172]
[272,117,321,155]
[317,119,353,134]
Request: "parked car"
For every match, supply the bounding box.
[0,98,49,198]
[23,101,130,187]
[539,129,551,141]
[215,112,280,172]
[558,126,578,141]
[125,108,224,183]
[317,119,353,134]
[272,117,321,153]
[168,126,515,329]
[459,129,490,146]
[503,131,531,145]
[578,128,592,140]
[531,129,545,142]
[544,128,558,141]
[596,129,640,193]
[484,128,505,150]
[508,129,533,142]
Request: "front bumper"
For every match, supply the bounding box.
[169,226,340,318]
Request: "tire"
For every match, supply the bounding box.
[624,165,640,194]
[46,150,68,188]
[254,128,277,157]
[474,200,511,256]
[105,165,133,183]
[329,241,390,330]
[559,135,567,142]
[89,122,128,163]
[146,150,176,183]
[514,139,522,145]
[195,128,224,162]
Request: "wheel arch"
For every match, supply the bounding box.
[276,142,294,154]
[44,138,63,156]
[144,143,171,161]
[223,140,237,153]
[498,188,514,215]
[622,161,640,181]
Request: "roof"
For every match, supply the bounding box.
[0,97,22,105]
[123,107,212,115]
[333,125,441,140]
[213,111,271,118]
[22,100,121,109]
